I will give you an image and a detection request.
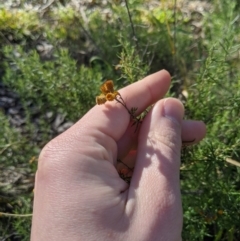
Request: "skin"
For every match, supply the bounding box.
[31,70,206,241]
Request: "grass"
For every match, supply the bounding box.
[0,0,240,240]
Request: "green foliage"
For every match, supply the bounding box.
[46,6,79,40]
[0,111,35,240]
[11,196,32,241]
[0,8,41,41]
[117,37,149,84]
[0,195,32,241]
[0,0,240,240]
[180,1,240,239]
[0,111,38,166]
[3,46,104,121]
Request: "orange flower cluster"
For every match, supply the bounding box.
[96,80,120,105]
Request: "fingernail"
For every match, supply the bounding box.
[163,98,183,125]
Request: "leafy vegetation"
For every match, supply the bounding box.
[0,0,240,240]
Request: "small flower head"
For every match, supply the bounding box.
[96,80,119,105]
[100,80,114,94]
[96,94,107,105]
[105,93,115,101]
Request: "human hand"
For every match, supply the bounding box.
[31,70,206,241]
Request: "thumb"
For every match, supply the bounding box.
[129,98,184,239]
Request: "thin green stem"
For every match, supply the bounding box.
[0,212,32,218]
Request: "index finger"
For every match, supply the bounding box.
[71,70,171,142]
[39,70,171,169]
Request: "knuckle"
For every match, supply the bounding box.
[37,138,63,175]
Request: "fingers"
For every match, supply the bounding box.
[64,70,171,143]
[39,70,171,168]
[181,120,206,143]
[117,119,206,175]
[127,98,184,239]
[38,70,171,179]
[117,119,206,159]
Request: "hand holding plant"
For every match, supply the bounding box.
[31,70,206,240]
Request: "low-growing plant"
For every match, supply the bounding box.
[0,0,240,240]
[0,111,36,240]
[3,46,105,121]
[180,1,240,239]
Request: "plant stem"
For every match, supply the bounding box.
[0,212,32,218]
[124,0,139,51]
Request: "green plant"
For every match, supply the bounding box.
[180,1,240,239]
[0,0,240,240]
[3,46,105,121]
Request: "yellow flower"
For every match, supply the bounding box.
[105,93,115,101]
[96,80,119,105]
[100,80,114,94]
[96,94,107,105]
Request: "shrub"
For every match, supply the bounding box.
[0,0,240,240]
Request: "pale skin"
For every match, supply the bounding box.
[31,70,206,241]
